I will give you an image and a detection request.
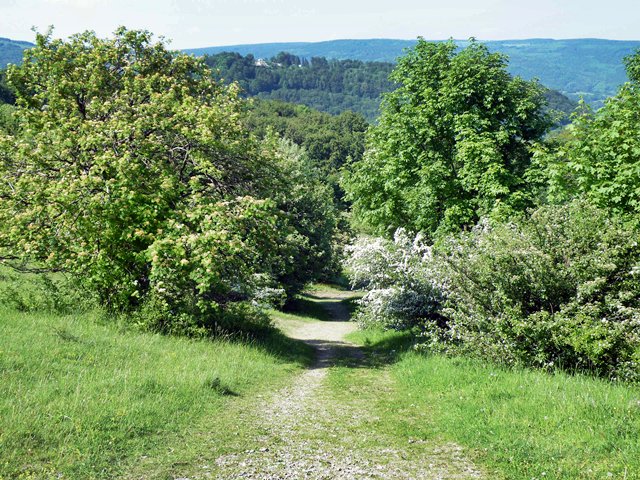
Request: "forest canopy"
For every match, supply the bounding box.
[203,50,577,124]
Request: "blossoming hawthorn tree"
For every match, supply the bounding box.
[344,229,445,330]
[0,28,336,333]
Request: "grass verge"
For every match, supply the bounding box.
[333,328,640,479]
[0,307,312,479]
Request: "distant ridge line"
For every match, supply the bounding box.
[181,38,640,107]
[2,36,640,107]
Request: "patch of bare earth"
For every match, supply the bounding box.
[206,290,483,479]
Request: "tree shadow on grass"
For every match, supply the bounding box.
[244,290,417,371]
[281,295,334,322]
[242,324,418,372]
[303,329,419,370]
[242,327,316,367]
[355,330,418,368]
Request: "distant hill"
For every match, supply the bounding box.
[3,36,636,109]
[185,38,640,108]
[185,39,413,63]
[0,37,33,68]
[203,52,577,124]
[203,52,394,121]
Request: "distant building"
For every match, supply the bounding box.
[254,58,269,68]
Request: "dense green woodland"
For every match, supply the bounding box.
[0,37,32,69]
[204,51,577,123]
[0,70,14,104]
[203,52,394,120]
[246,100,367,207]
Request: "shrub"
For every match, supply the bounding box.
[345,229,445,329]
[432,200,640,381]
[0,266,93,314]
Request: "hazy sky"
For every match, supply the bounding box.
[1,0,638,49]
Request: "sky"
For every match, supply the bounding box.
[1,0,639,49]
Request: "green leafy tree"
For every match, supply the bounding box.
[625,48,640,83]
[534,50,640,216]
[0,104,17,134]
[343,39,551,239]
[268,137,341,289]
[0,29,333,333]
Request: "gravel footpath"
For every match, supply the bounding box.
[206,290,483,479]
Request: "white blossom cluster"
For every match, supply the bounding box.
[344,229,445,329]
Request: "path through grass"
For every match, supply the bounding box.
[0,307,312,479]
[4,283,640,479]
[161,287,483,480]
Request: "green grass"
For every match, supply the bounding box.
[0,306,313,479]
[333,328,640,479]
[0,266,89,314]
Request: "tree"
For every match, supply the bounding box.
[625,48,640,83]
[534,50,640,216]
[268,137,342,289]
[204,51,396,121]
[0,104,17,134]
[342,39,551,239]
[0,29,333,333]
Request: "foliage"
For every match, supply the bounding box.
[0,265,92,313]
[625,47,640,83]
[433,200,640,381]
[0,70,15,104]
[205,51,395,121]
[0,29,337,334]
[541,87,578,125]
[246,99,367,208]
[533,52,640,216]
[0,103,18,134]
[343,39,552,239]
[186,38,640,109]
[344,230,444,330]
[204,50,575,126]
[267,137,343,290]
[347,201,640,380]
[247,100,367,173]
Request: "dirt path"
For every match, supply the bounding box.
[211,289,483,479]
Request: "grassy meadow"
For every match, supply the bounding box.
[330,329,640,480]
[0,293,313,479]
